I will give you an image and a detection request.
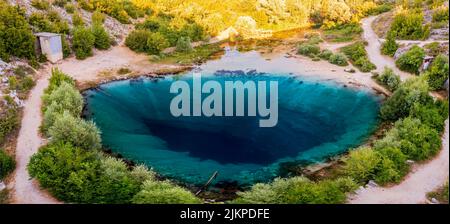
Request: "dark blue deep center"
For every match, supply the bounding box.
[84,73,380,186]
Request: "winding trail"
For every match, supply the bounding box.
[10,66,59,204]
[349,120,449,204]
[361,16,412,81]
[348,15,449,204]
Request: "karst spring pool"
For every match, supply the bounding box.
[84,50,381,186]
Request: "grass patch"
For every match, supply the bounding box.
[341,42,376,72]
[427,182,449,204]
[153,43,224,65]
[323,23,363,43]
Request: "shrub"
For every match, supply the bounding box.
[381,31,399,57]
[45,68,75,94]
[425,54,449,90]
[28,142,101,203]
[92,10,106,25]
[233,177,357,204]
[396,45,425,74]
[72,27,95,59]
[48,111,101,150]
[65,3,75,14]
[319,49,333,60]
[0,2,36,61]
[132,180,201,204]
[0,108,19,144]
[389,12,430,40]
[297,43,320,57]
[377,67,401,91]
[390,117,441,161]
[328,53,348,66]
[354,57,376,72]
[176,36,193,53]
[31,0,50,10]
[432,7,449,22]
[61,36,71,58]
[380,77,431,121]
[344,147,381,183]
[43,82,83,116]
[341,41,376,72]
[95,157,141,203]
[72,12,85,27]
[146,32,170,55]
[125,30,152,52]
[91,24,111,50]
[410,100,449,133]
[0,149,15,179]
[53,0,68,7]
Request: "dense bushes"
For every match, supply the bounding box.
[233,177,357,204]
[48,111,102,150]
[126,15,206,55]
[132,180,201,204]
[395,45,425,74]
[424,54,449,90]
[0,149,15,180]
[31,0,50,10]
[91,24,111,50]
[176,37,193,53]
[77,0,145,24]
[380,77,431,121]
[297,43,320,57]
[389,12,429,40]
[29,11,70,34]
[341,42,376,72]
[328,53,348,66]
[30,69,200,204]
[146,32,170,55]
[376,67,401,91]
[0,2,36,61]
[125,30,169,55]
[0,108,19,145]
[381,31,399,57]
[72,27,95,59]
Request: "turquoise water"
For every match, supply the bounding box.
[84,49,381,186]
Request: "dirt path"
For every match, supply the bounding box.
[361,16,412,81]
[10,44,188,204]
[349,120,449,204]
[10,66,59,204]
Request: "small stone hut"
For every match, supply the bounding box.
[35,32,63,63]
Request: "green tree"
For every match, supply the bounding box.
[72,12,85,27]
[72,27,95,59]
[146,32,169,55]
[125,29,152,52]
[48,112,102,150]
[43,82,83,117]
[132,180,201,204]
[176,36,193,53]
[381,31,399,57]
[377,67,401,91]
[0,149,15,179]
[28,142,102,203]
[0,2,36,61]
[425,54,449,90]
[91,24,111,50]
[395,45,425,74]
[380,77,431,121]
